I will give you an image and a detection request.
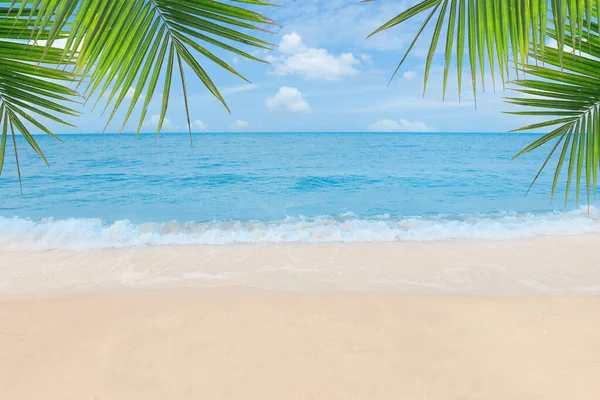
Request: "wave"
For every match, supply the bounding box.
[1,208,600,251]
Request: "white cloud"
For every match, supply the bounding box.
[545,37,599,60]
[231,119,250,130]
[189,120,208,132]
[545,38,558,48]
[270,32,360,80]
[264,54,283,63]
[143,115,207,132]
[29,38,68,49]
[145,114,177,131]
[124,87,146,101]
[222,83,258,94]
[29,38,86,52]
[125,88,136,100]
[368,119,435,132]
[403,70,417,81]
[266,86,311,114]
[360,54,373,64]
[279,32,307,55]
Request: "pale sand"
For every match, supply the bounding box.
[3,235,600,295]
[1,289,600,400]
[2,236,600,399]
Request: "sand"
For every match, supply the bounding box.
[2,236,600,399]
[1,289,600,400]
[3,235,600,296]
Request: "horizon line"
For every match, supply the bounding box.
[29,131,543,136]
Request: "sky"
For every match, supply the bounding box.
[44,0,538,135]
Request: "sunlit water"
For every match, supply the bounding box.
[1,132,598,250]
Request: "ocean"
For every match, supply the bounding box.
[1,132,599,251]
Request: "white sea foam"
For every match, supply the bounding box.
[1,208,599,251]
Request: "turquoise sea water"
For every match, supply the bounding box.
[1,132,599,250]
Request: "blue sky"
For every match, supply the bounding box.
[49,0,535,135]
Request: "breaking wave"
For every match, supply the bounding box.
[1,207,600,251]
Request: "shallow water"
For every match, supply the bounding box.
[1,132,598,249]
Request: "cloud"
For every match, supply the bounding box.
[125,88,136,100]
[143,115,207,132]
[144,114,177,131]
[403,70,417,81]
[231,119,250,130]
[222,83,258,94]
[279,32,307,54]
[29,38,86,52]
[266,86,311,114]
[269,32,360,80]
[29,38,68,49]
[360,54,373,64]
[124,87,147,101]
[545,38,558,48]
[545,37,599,60]
[189,120,208,132]
[368,119,435,132]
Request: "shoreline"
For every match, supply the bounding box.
[3,234,600,298]
[2,287,600,399]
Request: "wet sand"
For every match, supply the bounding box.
[3,235,600,296]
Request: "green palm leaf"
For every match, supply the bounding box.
[1,0,277,186]
[0,5,79,189]
[27,0,277,138]
[506,30,600,205]
[367,0,600,101]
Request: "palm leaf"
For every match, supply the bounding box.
[0,4,79,188]
[367,0,600,102]
[1,0,277,185]
[506,25,600,205]
[27,0,277,136]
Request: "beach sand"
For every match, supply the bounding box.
[1,289,600,400]
[4,235,600,296]
[2,236,600,399]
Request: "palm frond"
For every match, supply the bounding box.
[0,0,278,186]
[26,0,278,138]
[367,0,600,102]
[506,24,600,205]
[0,5,80,189]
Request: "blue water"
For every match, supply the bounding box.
[1,132,599,249]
